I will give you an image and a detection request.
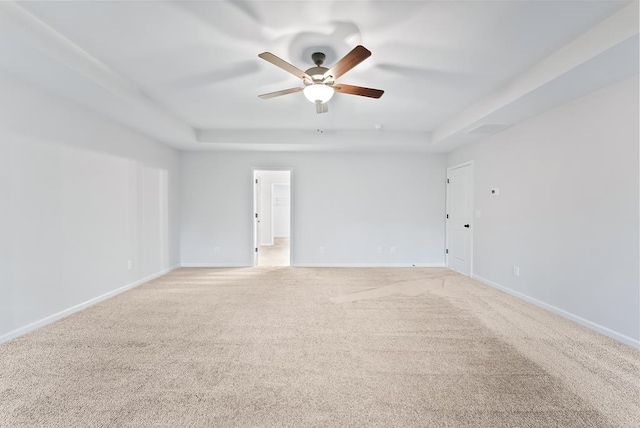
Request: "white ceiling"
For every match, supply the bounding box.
[1,1,637,151]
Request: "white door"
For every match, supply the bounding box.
[253,176,261,266]
[447,163,473,276]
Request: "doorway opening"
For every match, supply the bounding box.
[253,169,292,267]
[446,161,474,276]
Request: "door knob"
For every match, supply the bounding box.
[464,224,470,228]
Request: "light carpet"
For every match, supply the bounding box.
[1,267,639,427]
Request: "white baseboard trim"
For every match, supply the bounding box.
[0,264,181,345]
[181,263,447,268]
[293,263,447,268]
[181,263,249,268]
[471,274,640,350]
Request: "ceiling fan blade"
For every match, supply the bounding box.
[323,45,371,80]
[258,87,303,99]
[333,84,384,99]
[258,52,310,80]
[316,102,328,114]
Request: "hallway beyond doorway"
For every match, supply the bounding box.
[258,237,290,267]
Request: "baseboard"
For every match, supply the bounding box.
[293,263,447,268]
[181,263,249,268]
[0,264,181,345]
[471,274,640,350]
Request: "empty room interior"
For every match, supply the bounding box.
[1,1,639,426]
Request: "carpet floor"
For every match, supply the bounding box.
[1,268,638,427]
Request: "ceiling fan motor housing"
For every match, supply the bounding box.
[304,66,330,85]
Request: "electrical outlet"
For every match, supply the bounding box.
[127,260,133,270]
[390,246,396,254]
[319,247,324,254]
[512,265,520,277]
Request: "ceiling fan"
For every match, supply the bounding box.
[258,45,384,114]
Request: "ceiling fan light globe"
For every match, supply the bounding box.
[303,84,334,104]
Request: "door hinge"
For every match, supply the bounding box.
[255,213,258,218]
[446,249,449,254]
[255,247,258,252]
[255,179,258,184]
[447,178,450,184]
[446,214,449,219]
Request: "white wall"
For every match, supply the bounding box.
[256,170,290,245]
[0,71,181,342]
[447,76,640,345]
[273,184,291,238]
[181,152,446,267]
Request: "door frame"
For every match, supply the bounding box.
[253,174,261,266]
[445,161,474,277]
[251,167,294,266]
